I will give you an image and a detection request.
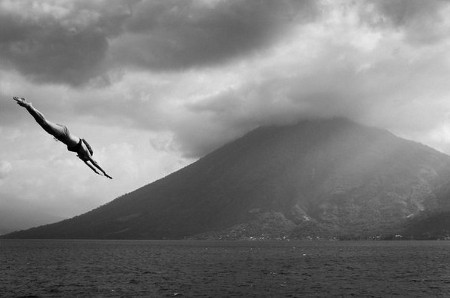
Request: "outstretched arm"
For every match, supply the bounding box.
[88,157,113,179]
[82,160,101,176]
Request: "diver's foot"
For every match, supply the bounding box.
[13,97,31,108]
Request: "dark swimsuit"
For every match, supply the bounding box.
[67,139,83,153]
[53,124,84,154]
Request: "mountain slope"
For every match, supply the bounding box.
[5,118,450,239]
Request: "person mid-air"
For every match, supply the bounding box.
[13,97,113,179]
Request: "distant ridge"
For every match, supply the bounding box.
[4,118,450,240]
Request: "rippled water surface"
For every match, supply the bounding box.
[2,240,450,297]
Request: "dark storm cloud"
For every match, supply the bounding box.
[0,0,318,86]
[0,22,107,86]
[0,0,132,86]
[112,0,318,70]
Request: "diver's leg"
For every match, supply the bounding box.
[15,97,65,137]
[26,105,65,136]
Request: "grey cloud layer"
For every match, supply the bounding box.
[363,0,450,45]
[3,0,450,158]
[0,0,317,86]
[3,0,449,87]
[112,0,317,70]
[0,0,131,86]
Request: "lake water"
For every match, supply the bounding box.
[1,240,450,297]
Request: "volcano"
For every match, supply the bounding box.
[5,118,450,239]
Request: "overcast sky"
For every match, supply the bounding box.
[2,0,450,232]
